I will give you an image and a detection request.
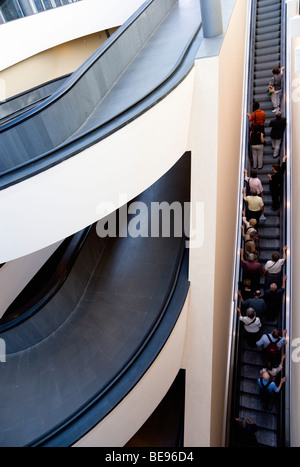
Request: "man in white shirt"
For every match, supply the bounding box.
[237,307,261,346]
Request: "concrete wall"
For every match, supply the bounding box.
[183,0,248,447]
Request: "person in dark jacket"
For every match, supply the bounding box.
[267,155,287,210]
[269,112,286,159]
[263,276,286,319]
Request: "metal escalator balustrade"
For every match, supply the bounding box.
[0,0,202,190]
[226,0,291,447]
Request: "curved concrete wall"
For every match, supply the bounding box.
[0,0,145,71]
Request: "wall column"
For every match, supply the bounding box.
[200,0,223,38]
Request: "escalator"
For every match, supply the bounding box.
[229,0,289,447]
[0,75,70,126]
[0,0,200,447]
[0,0,202,189]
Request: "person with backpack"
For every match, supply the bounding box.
[247,101,266,134]
[244,169,264,196]
[256,329,287,367]
[249,127,265,169]
[257,369,286,411]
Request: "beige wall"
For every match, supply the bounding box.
[0,28,118,99]
[183,0,248,447]
[291,35,300,447]
[211,0,248,446]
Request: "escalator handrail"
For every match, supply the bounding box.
[0,74,71,123]
[0,0,155,132]
[223,0,254,446]
[282,0,292,447]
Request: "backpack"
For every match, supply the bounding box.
[259,377,272,395]
[259,377,273,410]
[250,129,262,145]
[265,334,281,359]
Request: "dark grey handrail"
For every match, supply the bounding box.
[282,0,292,447]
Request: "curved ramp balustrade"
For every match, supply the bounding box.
[0,153,191,447]
[0,0,202,190]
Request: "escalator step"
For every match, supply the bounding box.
[256,39,280,50]
[259,239,280,249]
[241,366,262,380]
[256,24,281,36]
[255,32,281,43]
[256,17,281,28]
[255,53,281,64]
[240,377,260,395]
[257,12,281,24]
[258,227,280,238]
[257,6,281,16]
[240,393,278,415]
[240,408,278,431]
[242,350,265,366]
[256,428,278,447]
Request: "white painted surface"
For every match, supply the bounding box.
[183,0,248,446]
[0,240,62,318]
[0,0,145,71]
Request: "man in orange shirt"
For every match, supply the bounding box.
[247,101,266,133]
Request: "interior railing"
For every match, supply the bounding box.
[282,0,292,446]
